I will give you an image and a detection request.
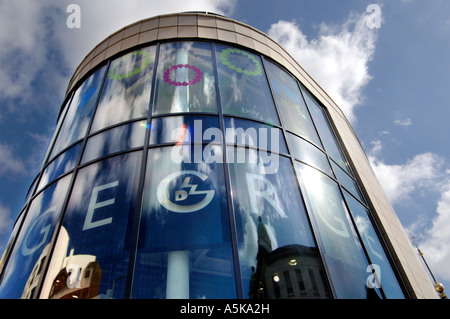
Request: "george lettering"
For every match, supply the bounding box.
[316,199,350,238]
[246,173,287,218]
[83,181,119,231]
[21,206,56,256]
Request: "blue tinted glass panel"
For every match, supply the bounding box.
[296,163,372,299]
[264,60,321,146]
[149,115,220,146]
[343,191,405,299]
[332,161,365,203]
[224,117,288,154]
[37,142,82,192]
[216,45,279,125]
[40,152,142,299]
[0,175,72,299]
[287,133,333,176]
[82,120,147,163]
[0,211,25,277]
[25,176,38,202]
[228,147,330,299]
[91,46,156,132]
[51,66,107,158]
[302,88,349,171]
[132,146,236,299]
[153,42,217,115]
[43,99,70,166]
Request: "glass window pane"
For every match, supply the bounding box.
[25,175,39,202]
[0,175,72,299]
[228,147,330,299]
[153,42,217,115]
[216,45,279,125]
[40,152,142,299]
[82,120,147,163]
[302,88,349,171]
[224,117,288,154]
[149,115,220,146]
[343,191,405,298]
[132,146,236,299]
[91,46,156,132]
[331,161,365,203]
[37,142,82,192]
[264,60,321,146]
[51,66,107,158]
[296,163,372,299]
[0,211,25,278]
[44,99,70,166]
[287,133,333,176]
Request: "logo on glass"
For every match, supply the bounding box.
[163,64,203,86]
[219,48,263,76]
[108,50,152,80]
[157,171,215,213]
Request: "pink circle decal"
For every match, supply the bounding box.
[163,64,203,86]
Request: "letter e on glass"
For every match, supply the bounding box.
[83,181,119,231]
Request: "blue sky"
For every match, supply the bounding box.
[0,0,449,296]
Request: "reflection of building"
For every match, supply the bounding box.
[0,12,439,299]
[249,217,329,299]
[49,260,101,299]
[263,245,330,299]
[21,227,102,299]
[21,244,50,299]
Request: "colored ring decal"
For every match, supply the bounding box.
[163,64,203,86]
[219,48,263,76]
[108,50,152,80]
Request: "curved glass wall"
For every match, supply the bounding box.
[91,46,156,132]
[0,40,405,299]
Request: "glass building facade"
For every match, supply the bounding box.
[0,13,436,299]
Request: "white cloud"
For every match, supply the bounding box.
[368,139,450,283]
[54,0,236,73]
[0,144,26,177]
[0,0,236,107]
[368,140,444,205]
[0,201,12,236]
[0,1,52,103]
[394,118,413,126]
[370,140,383,157]
[406,176,450,284]
[268,11,379,123]
[420,181,450,282]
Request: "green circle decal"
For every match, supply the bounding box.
[108,50,152,80]
[219,48,263,76]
